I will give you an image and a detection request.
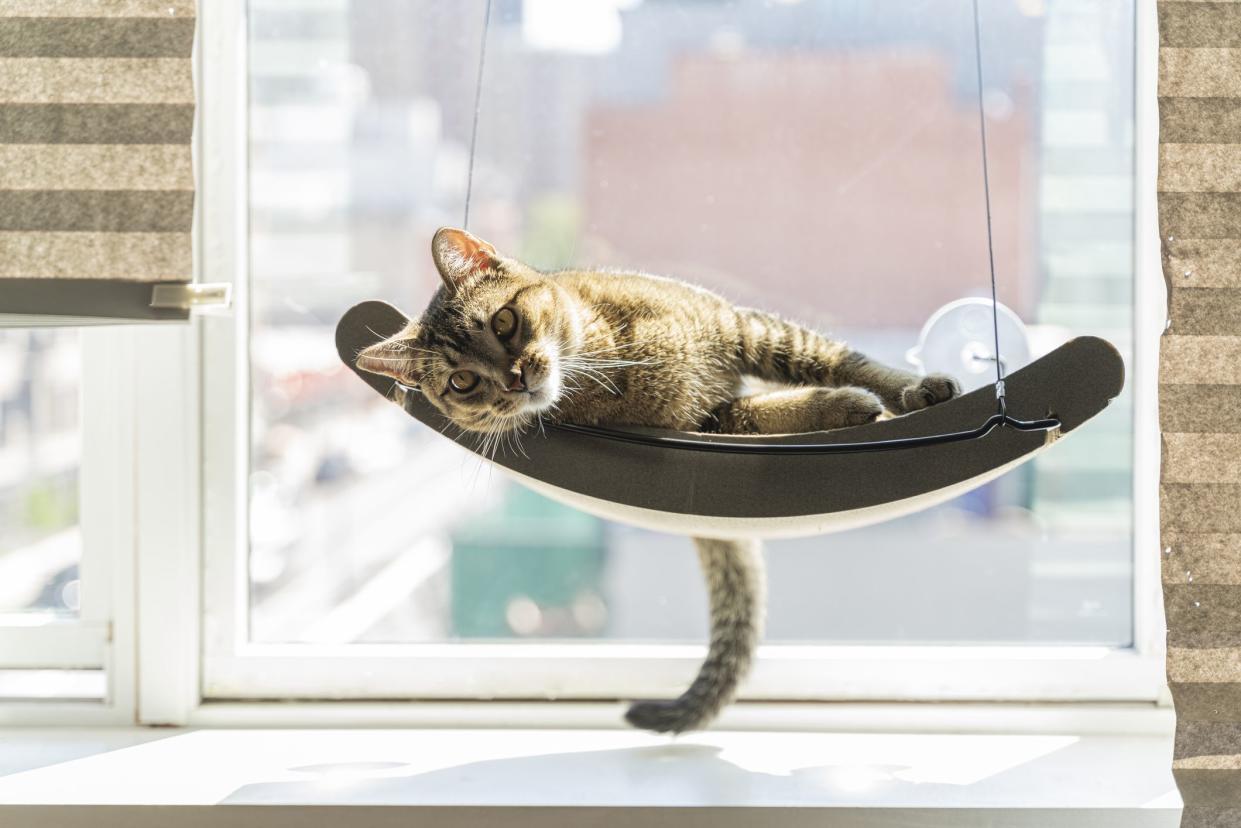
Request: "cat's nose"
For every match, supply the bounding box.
[506,364,527,392]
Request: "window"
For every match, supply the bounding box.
[0,329,113,703]
[199,0,1160,703]
[0,0,1161,729]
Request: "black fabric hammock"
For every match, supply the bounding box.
[335,301,1124,538]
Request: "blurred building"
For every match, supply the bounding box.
[1030,0,1135,538]
[585,51,1035,328]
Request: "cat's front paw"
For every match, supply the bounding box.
[898,374,961,413]
[824,387,884,428]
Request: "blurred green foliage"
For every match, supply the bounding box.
[22,478,78,532]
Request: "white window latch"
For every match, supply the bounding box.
[149,283,233,312]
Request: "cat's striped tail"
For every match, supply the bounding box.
[624,537,765,734]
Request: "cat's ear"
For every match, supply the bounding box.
[432,227,498,292]
[356,334,419,385]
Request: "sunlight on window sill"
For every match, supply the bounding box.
[0,727,1179,826]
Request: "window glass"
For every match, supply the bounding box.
[0,330,82,622]
[248,0,1134,645]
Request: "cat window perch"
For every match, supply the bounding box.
[336,302,1122,538]
[334,0,1126,537]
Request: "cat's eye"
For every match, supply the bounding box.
[448,370,479,393]
[491,307,518,340]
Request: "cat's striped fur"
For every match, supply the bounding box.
[358,228,961,733]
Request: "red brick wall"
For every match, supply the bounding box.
[584,51,1034,329]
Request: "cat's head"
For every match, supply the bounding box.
[356,227,581,434]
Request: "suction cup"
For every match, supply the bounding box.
[907,298,1031,393]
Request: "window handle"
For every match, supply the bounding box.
[149,283,232,313]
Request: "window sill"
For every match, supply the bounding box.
[0,725,1180,827]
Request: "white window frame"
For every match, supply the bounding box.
[0,0,1167,727]
[0,320,202,725]
[0,327,130,726]
[0,331,114,673]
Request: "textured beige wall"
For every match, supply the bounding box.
[1159,2,1241,825]
[0,3,194,283]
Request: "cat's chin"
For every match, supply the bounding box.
[516,389,557,419]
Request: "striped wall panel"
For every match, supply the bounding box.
[1159,2,1241,824]
[0,2,195,321]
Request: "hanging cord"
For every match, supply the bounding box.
[462,0,493,231]
[971,0,1006,417]
[415,0,1061,456]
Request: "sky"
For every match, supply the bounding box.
[522,0,643,54]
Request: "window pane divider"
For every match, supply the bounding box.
[203,645,1165,703]
[0,624,108,670]
[185,699,1175,735]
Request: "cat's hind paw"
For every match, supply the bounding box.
[898,374,961,413]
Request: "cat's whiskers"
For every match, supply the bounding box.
[475,416,501,461]
[560,367,616,397]
[565,354,653,366]
[560,361,622,396]
[572,342,648,360]
[364,325,391,343]
[460,407,537,461]
[505,424,530,460]
[385,383,405,405]
[572,342,632,357]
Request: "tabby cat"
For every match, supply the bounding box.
[357,228,961,733]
